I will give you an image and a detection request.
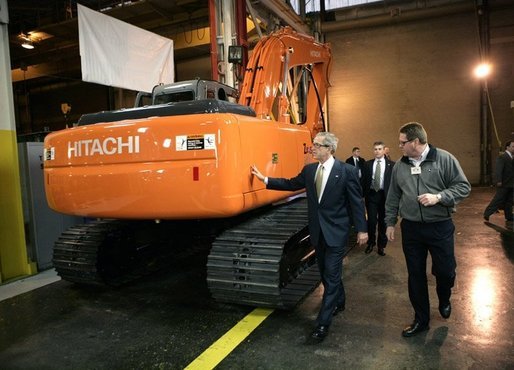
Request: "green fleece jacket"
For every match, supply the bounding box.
[385,145,471,225]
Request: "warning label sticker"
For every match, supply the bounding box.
[176,134,216,151]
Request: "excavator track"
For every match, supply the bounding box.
[54,198,355,310]
[207,198,320,309]
[53,220,201,286]
[53,220,115,286]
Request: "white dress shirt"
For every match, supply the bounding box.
[409,144,430,167]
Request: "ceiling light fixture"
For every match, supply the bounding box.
[21,40,34,49]
[20,32,35,49]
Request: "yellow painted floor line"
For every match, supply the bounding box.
[184,307,274,370]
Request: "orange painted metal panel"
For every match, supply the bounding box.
[44,112,314,219]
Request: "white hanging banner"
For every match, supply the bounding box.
[78,4,174,93]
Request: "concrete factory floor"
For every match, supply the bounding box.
[0,187,513,369]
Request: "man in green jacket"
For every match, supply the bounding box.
[385,122,471,337]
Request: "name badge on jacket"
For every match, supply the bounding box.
[411,166,421,175]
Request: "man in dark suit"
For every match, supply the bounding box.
[363,141,395,256]
[251,132,368,342]
[345,147,366,186]
[384,146,391,160]
[484,140,514,223]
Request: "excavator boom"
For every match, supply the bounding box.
[240,27,331,131]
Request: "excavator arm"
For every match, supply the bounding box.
[239,27,332,135]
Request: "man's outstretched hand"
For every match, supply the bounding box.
[251,165,265,182]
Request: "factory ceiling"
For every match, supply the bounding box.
[6,0,309,86]
[6,0,513,87]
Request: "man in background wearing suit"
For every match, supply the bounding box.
[345,147,366,186]
[484,140,514,225]
[251,132,368,342]
[384,146,391,160]
[363,141,395,256]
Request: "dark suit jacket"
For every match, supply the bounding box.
[362,157,395,197]
[345,156,366,172]
[346,156,366,188]
[495,152,514,187]
[267,159,367,247]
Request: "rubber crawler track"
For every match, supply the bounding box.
[54,198,356,310]
[53,220,186,286]
[207,198,320,309]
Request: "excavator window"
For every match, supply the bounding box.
[271,65,311,124]
[154,91,195,104]
[292,66,310,124]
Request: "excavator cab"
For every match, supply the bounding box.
[134,79,239,107]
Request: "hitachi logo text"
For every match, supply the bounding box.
[67,136,140,158]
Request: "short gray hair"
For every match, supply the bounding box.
[316,132,339,154]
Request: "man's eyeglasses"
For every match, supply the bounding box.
[399,139,415,146]
[313,142,330,148]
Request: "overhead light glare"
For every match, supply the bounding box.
[474,63,491,78]
[20,32,35,49]
[21,40,34,49]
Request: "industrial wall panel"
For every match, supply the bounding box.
[327,11,482,184]
[18,142,84,270]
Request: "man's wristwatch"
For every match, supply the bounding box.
[436,193,442,201]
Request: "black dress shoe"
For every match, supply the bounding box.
[483,215,489,221]
[310,325,329,341]
[377,248,385,256]
[401,321,429,337]
[365,244,373,254]
[333,303,345,316]
[439,302,451,319]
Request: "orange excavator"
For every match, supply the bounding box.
[43,27,332,309]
